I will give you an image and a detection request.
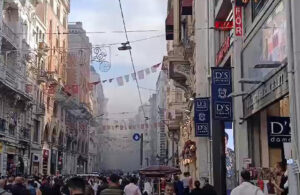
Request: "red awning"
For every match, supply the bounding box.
[166,9,174,27]
[165,9,174,40]
[181,0,193,15]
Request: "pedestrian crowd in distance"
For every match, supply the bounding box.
[0,170,271,195]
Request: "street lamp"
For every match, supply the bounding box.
[227,92,248,98]
[253,61,283,68]
[239,78,262,84]
[118,42,131,51]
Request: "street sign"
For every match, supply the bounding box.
[211,67,233,120]
[133,133,141,141]
[194,97,210,137]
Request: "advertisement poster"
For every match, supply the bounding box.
[262,2,287,62]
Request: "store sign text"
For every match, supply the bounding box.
[211,68,233,121]
[267,117,291,147]
[234,6,243,36]
[244,66,288,117]
[194,98,210,137]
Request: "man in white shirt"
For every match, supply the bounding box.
[231,170,264,195]
[124,176,142,195]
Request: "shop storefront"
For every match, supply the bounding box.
[241,0,289,181]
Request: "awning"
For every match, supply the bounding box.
[165,9,174,40]
[181,0,193,15]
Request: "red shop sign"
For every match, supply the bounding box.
[215,21,233,31]
[215,36,231,66]
[234,6,243,36]
[43,149,49,158]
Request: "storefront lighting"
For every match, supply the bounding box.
[228,92,248,98]
[254,61,282,68]
[184,109,191,113]
[239,78,262,84]
[189,97,194,101]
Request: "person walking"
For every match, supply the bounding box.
[38,177,52,195]
[11,177,29,195]
[124,176,141,195]
[100,174,122,195]
[0,179,12,195]
[97,177,109,195]
[173,176,183,195]
[181,172,192,195]
[27,179,37,195]
[231,170,264,195]
[189,181,202,195]
[165,183,175,195]
[143,179,152,195]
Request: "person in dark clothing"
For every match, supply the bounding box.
[201,184,217,195]
[4,177,14,193]
[97,178,109,195]
[39,177,53,195]
[52,177,63,195]
[11,177,30,195]
[66,177,86,195]
[173,176,184,195]
[189,181,202,195]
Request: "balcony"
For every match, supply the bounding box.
[167,109,184,131]
[1,22,19,48]
[19,127,31,142]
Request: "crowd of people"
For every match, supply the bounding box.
[0,168,288,195]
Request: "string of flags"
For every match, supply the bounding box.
[100,121,165,131]
[102,63,161,86]
[27,62,162,95]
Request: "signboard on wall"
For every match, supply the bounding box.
[194,98,210,137]
[211,68,233,121]
[267,117,291,147]
[234,6,243,36]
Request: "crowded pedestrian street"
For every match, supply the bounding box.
[0,0,300,194]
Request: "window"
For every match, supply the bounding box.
[33,120,39,142]
[47,97,50,111]
[0,119,6,132]
[8,124,15,136]
[57,4,61,19]
[252,0,269,19]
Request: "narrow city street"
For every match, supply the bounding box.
[0,0,299,194]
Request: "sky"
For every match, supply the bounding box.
[69,0,167,115]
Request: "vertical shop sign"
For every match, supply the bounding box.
[267,117,291,147]
[194,98,210,137]
[234,6,243,36]
[211,67,233,120]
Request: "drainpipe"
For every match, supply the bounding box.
[286,0,300,194]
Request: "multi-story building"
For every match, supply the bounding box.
[155,71,168,165]
[164,0,300,194]
[89,66,107,172]
[0,0,48,176]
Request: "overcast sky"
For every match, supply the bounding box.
[69,0,167,115]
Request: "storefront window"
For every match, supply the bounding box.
[252,0,269,19]
[242,1,287,92]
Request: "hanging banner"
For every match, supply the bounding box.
[211,67,233,120]
[267,117,291,148]
[194,97,210,137]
